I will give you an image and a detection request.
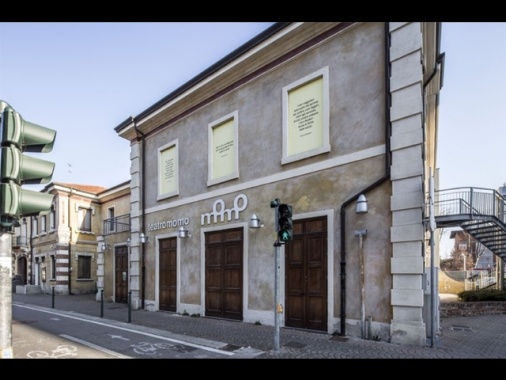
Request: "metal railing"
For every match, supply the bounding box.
[102,214,130,235]
[428,187,506,259]
[431,187,506,223]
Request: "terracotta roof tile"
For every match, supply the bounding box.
[54,182,107,194]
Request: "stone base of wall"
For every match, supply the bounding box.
[15,285,43,294]
[440,301,506,318]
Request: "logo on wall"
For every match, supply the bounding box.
[201,194,248,226]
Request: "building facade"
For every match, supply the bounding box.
[11,182,131,298]
[113,22,443,346]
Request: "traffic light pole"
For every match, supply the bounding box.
[0,101,57,359]
[274,240,281,352]
[270,198,282,352]
[0,230,13,358]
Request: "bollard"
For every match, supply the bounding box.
[52,287,55,308]
[100,289,104,318]
[128,290,132,323]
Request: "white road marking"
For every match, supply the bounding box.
[60,334,131,358]
[108,334,130,341]
[14,303,235,356]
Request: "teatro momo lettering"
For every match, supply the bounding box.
[148,218,189,231]
[148,194,249,232]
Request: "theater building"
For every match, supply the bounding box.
[114,22,443,346]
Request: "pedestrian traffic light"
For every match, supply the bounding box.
[0,102,56,227]
[277,203,293,243]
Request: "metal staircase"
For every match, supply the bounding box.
[430,187,506,260]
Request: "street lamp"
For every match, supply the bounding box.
[354,194,368,339]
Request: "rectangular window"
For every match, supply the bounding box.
[32,218,38,236]
[157,139,179,200]
[282,67,330,164]
[40,215,46,233]
[78,208,92,232]
[77,256,91,279]
[208,111,239,186]
[21,219,27,243]
[108,207,115,232]
[49,206,55,230]
[50,255,56,280]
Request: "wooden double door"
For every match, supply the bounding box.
[115,246,129,303]
[159,237,178,312]
[205,228,243,320]
[285,216,328,332]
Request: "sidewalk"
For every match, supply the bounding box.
[11,292,506,359]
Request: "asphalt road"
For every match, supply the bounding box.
[12,302,263,359]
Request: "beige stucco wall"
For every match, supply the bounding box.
[134,22,394,335]
[122,22,439,347]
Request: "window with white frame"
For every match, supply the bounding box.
[108,207,115,232]
[77,255,92,279]
[282,67,330,165]
[32,218,38,236]
[157,139,179,200]
[208,111,239,186]
[40,215,46,233]
[50,255,56,280]
[78,207,92,232]
[49,205,55,230]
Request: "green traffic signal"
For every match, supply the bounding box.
[0,102,56,227]
[1,106,56,152]
[277,203,293,242]
[0,183,54,220]
[0,145,55,184]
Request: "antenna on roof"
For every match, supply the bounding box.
[67,163,72,184]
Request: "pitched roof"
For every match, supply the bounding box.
[53,182,107,194]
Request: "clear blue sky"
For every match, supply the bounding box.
[0,22,504,194]
[0,22,274,189]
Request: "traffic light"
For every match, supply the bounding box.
[0,102,56,227]
[277,203,293,243]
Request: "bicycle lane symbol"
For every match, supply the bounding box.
[131,341,196,357]
[27,345,78,359]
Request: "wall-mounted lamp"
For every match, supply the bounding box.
[178,226,191,238]
[140,232,149,244]
[99,242,110,252]
[249,214,264,228]
[127,238,131,247]
[355,194,368,214]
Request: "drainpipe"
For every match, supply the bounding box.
[132,116,146,309]
[339,22,391,336]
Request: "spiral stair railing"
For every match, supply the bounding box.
[429,187,506,260]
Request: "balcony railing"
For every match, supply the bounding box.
[102,214,130,235]
[12,236,28,247]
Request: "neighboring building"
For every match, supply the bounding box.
[449,229,482,269]
[113,22,443,346]
[96,181,131,303]
[11,181,131,297]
